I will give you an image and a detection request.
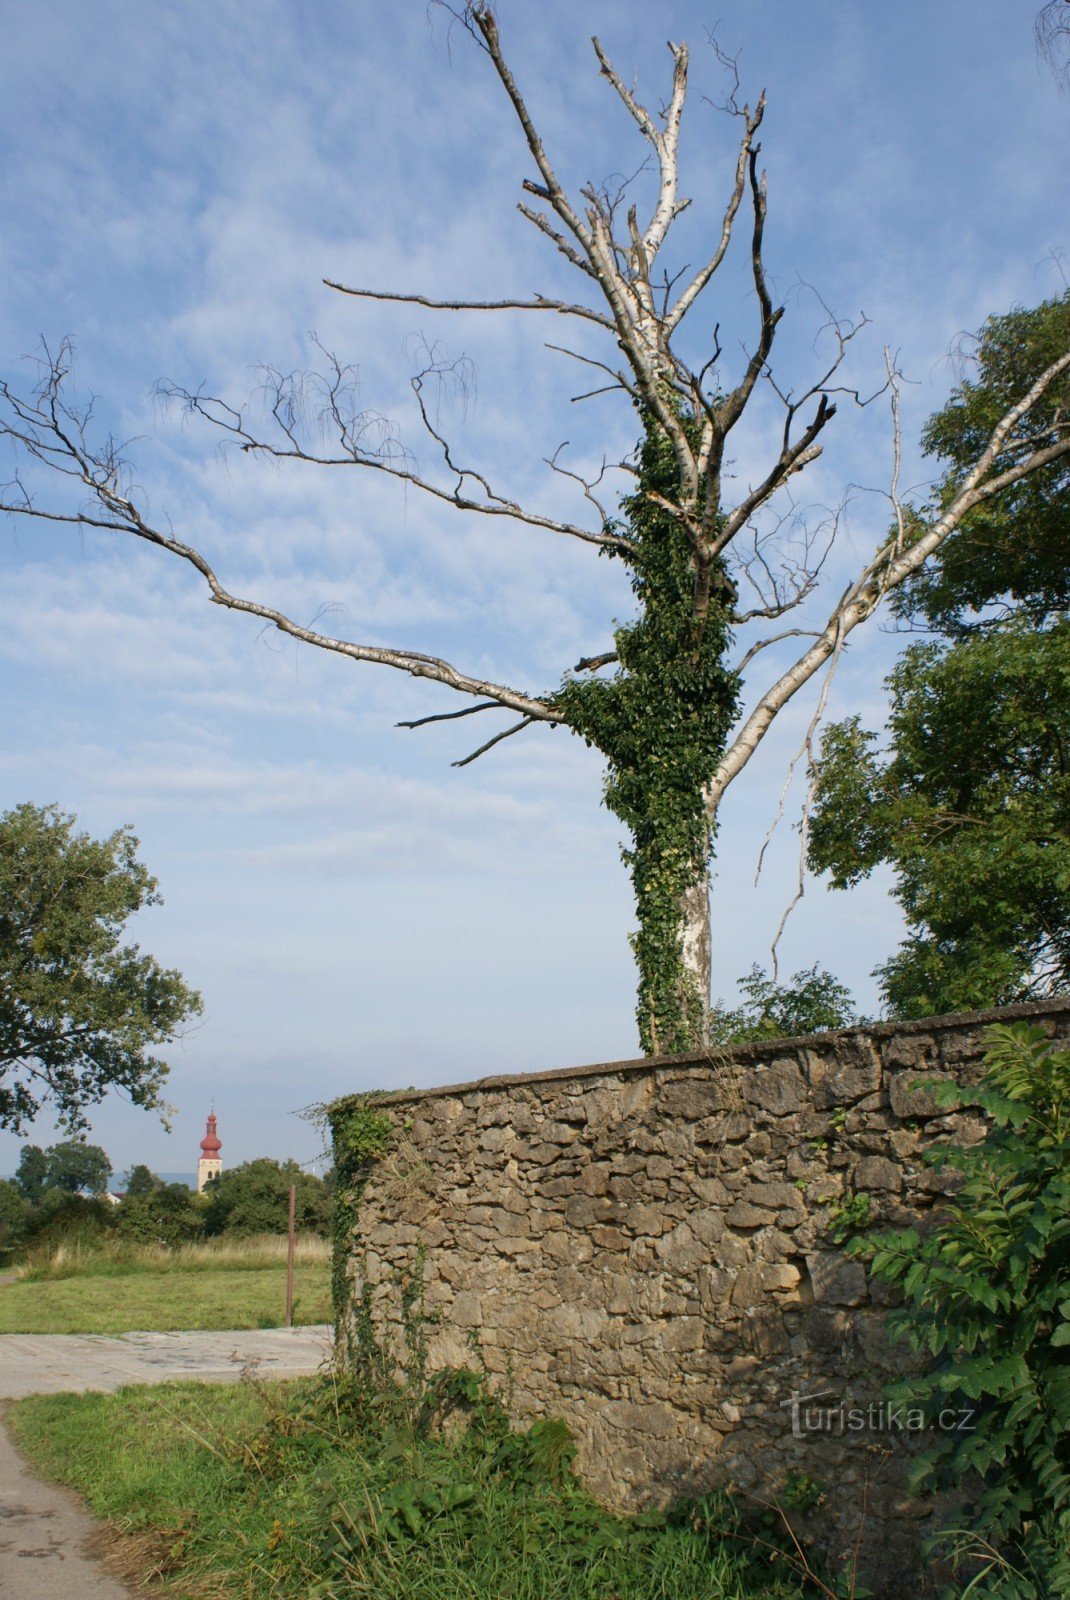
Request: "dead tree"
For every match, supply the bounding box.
[2,5,1068,1053]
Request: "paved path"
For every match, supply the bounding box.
[0,1325,335,1598]
[0,1418,133,1599]
[0,1324,334,1399]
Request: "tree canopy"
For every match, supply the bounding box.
[202,1159,332,1238]
[810,295,1070,1018]
[710,964,859,1045]
[0,802,203,1132]
[15,1138,111,1198]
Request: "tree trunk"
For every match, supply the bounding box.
[635,848,712,1058]
[679,874,712,1050]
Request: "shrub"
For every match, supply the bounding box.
[710,963,859,1044]
[855,1022,1070,1594]
[202,1158,332,1238]
[115,1180,205,1246]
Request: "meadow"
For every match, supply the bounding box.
[0,1234,332,1334]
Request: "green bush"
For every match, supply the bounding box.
[115,1180,205,1246]
[855,1023,1070,1595]
[202,1158,332,1238]
[0,1177,30,1253]
[710,963,860,1044]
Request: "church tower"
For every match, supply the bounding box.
[196,1111,222,1193]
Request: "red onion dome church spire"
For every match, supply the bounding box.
[196,1110,223,1193]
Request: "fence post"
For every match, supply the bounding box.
[285,1184,296,1328]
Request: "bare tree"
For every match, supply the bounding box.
[1037,0,1070,84]
[2,4,1068,1054]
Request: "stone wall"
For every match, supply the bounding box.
[330,1000,1070,1596]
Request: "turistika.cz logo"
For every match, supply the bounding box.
[783,1390,977,1440]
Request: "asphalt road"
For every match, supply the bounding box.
[0,1325,334,1599]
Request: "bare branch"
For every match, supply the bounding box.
[665,97,764,334]
[706,348,1070,815]
[1037,0,1070,85]
[452,714,537,767]
[397,702,502,729]
[324,278,614,330]
[572,651,618,673]
[0,355,561,725]
[159,345,631,555]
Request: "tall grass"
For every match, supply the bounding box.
[15,1231,331,1282]
[9,1375,823,1600]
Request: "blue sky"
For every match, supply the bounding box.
[1,1,1066,1176]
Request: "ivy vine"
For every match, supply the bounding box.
[553,412,740,1055]
[326,1094,394,1337]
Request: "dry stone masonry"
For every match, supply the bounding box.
[330,1000,1070,1597]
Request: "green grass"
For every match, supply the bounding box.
[0,1265,331,1333]
[7,1376,818,1600]
[14,1231,330,1281]
[0,1236,332,1333]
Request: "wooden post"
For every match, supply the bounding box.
[285,1184,296,1328]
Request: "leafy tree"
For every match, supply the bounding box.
[43,1139,111,1196]
[122,1163,159,1197]
[891,292,1070,637]
[1,21,1068,1054]
[14,1142,49,1203]
[202,1159,331,1238]
[709,963,859,1045]
[0,1178,29,1252]
[810,296,1070,1018]
[855,1024,1070,1593]
[116,1180,204,1247]
[0,801,203,1131]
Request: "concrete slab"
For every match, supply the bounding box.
[0,1325,335,1400]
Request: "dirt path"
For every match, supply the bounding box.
[0,1325,334,1598]
[0,1416,134,1599]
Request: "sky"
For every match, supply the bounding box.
[0,0,1066,1177]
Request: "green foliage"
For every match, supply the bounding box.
[853,1023,1070,1592]
[202,1158,332,1239]
[123,1162,159,1197]
[8,1370,829,1600]
[116,1179,205,1246]
[40,1138,112,1196]
[554,415,739,1054]
[14,1142,49,1202]
[328,1095,395,1327]
[825,1191,870,1245]
[809,294,1070,1020]
[710,963,859,1044]
[894,292,1070,637]
[810,624,1070,1016]
[0,801,202,1132]
[0,1177,30,1251]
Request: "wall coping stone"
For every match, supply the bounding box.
[330,996,1070,1113]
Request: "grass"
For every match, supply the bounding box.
[0,1235,332,1333]
[7,1374,820,1600]
[14,1231,331,1281]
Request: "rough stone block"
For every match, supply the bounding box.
[889,1071,960,1120]
[745,1058,808,1115]
[655,1220,707,1273]
[806,1252,869,1306]
[761,1261,802,1293]
[725,1200,776,1228]
[854,1155,903,1193]
[811,1050,883,1108]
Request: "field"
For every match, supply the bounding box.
[7,1377,817,1600]
[0,1235,331,1334]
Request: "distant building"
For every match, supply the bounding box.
[196,1111,223,1193]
